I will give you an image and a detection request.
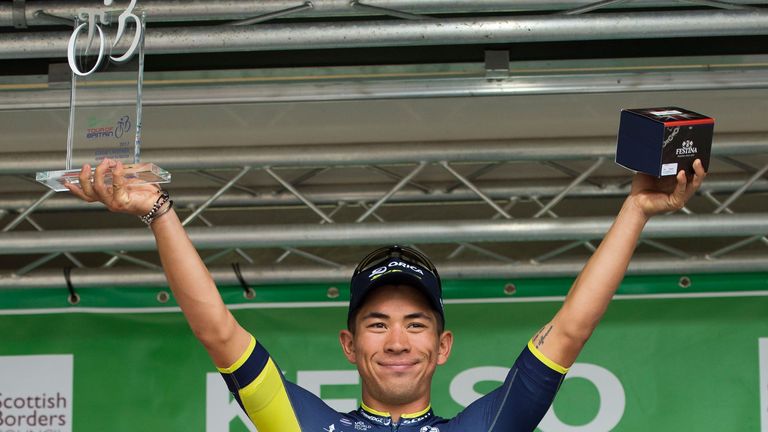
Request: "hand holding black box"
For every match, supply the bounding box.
[616,107,714,177]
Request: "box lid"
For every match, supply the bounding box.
[623,107,714,127]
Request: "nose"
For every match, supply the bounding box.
[384,325,410,354]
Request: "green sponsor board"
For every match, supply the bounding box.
[1,276,767,431]
[0,274,768,432]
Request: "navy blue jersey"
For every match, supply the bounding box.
[219,335,567,431]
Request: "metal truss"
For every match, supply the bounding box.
[1,0,767,290]
[0,136,766,289]
[2,1,768,59]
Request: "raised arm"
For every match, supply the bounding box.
[533,159,706,368]
[66,159,250,367]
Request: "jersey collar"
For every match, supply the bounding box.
[359,403,434,426]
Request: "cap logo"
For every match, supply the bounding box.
[368,261,425,279]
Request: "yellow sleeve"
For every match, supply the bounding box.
[217,335,302,432]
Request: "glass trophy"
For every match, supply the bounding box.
[37,6,170,192]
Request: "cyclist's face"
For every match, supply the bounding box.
[339,285,453,411]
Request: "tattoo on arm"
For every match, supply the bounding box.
[534,325,553,349]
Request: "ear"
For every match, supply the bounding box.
[339,329,357,364]
[437,330,454,365]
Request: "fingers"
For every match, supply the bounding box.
[690,159,706,191]
[76,163,95,199]
[92,158,113,202]
[64,181,92,202]
[670,168,688,207]
[111,161,131,208]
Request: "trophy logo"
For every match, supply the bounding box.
[36,0,170,192]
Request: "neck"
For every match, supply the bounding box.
[361,394,431,423]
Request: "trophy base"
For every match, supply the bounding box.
[36,163,171,192]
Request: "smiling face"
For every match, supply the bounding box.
[339,284,453,415]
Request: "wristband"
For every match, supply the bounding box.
[139,190,170,225]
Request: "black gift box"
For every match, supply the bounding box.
[616,107,714,177]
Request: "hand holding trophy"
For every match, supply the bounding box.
[36,0,170,192]
[65,159,172,225]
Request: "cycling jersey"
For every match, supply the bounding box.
[219,335,567,432]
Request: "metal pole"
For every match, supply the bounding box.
[5,69,768,110]
[3,10,768,59]
[5,132,765,174]
[3,255,768,289]
[4,1,768,27]
[0,214,765,254]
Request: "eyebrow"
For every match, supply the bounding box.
[361,311,434,321]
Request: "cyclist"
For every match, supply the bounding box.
[66,158,706,431]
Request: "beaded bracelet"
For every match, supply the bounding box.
[139,190,170,225]
[151,199,174,223]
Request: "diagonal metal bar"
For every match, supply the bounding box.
[540,161,604,188]
[351,1,432,20]
[15,253,61,276]
[444,163,503,193]
[441,161,512,219]
[184,166,253,226]
[447,199,519,259]
[640,239,691,258]
[104,166,253,268]
[228,1,313,26]
[716,155,758,173]
[24,215,84,268]
[703,191,768,247]
[195,170,260,196]
[371,166,432,194]
[203,248,237,265]
[454,242,517,263]
[194,208,255,265]
[2,189,55,232]
[275,202,347,264]
[533,158,605,218]
[531,196,597,260]
[281,247,343,268]
[532,240,586,263]
[714,162,768,214]
[357,201,386,223]
[530,196,562,219]
[560,0,632,15]
[274,168,330,195]
[680,0,755,9]
[707,235,766,258]
[357,162,427,223]
[265,166,335,224]
[102,251,163,270]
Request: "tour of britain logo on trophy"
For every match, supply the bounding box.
[36,0,170,192]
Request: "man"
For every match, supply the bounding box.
[67,158,706,431]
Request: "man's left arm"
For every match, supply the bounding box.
[533,159,706,368]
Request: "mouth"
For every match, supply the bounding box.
[377,360,419,373]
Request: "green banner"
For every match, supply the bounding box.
[1,280,767,431]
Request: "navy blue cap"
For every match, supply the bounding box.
[348,246,444,329]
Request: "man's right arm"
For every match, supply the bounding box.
[150,208,251,367]
[66,159,250,367]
